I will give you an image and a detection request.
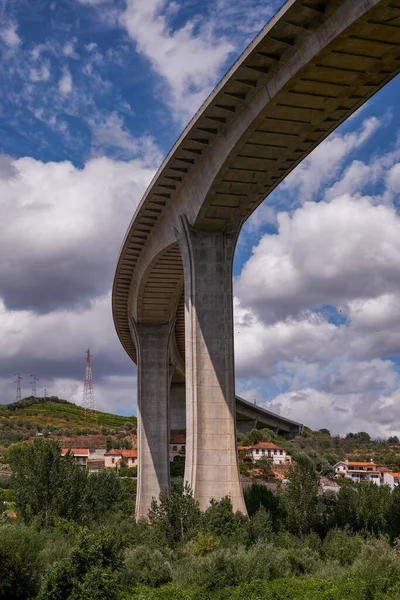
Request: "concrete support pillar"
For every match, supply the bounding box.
[130,319,173,520]
[177,217,247,514]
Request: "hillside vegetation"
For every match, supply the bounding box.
[0,396,136,450]
[3,439,400,599]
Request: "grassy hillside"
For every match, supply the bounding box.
[0,396,136,449]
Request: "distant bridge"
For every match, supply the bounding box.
[170,389,303,437]
[113,0,400,518]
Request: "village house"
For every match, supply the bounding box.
[334,460,381,485]
[104,449,138,468]
[245,442,291,465]
[61,448,89,467]
[170,438,186,461]
[383,472,400,490]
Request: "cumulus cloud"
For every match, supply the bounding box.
[236,192,400,323]
[58,68,73,94]
[30,62,51,82]
[89,112,162,162]
[268,387,400,438]
[0,23,21,49]
[0,154,156,313]
[0,151,155,411]
[282,116,383,202]
[121,0,234,122]
[0,294,137,412]
[246,116,385,233]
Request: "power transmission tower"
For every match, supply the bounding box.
[82,348,95,419]
[44,388,47,399]
[14,372,23,402]
[30,374,39,398]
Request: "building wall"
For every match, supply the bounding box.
[249,449,289,465]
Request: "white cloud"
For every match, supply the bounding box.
[0,291,137,412]
[282,116,382,202]
[0,151,160,412]
[268,387,400,438]
[89,112,162,162]
[63,39,78,59]
[121,0,233,122]
[0,23,21,49]
[0,153,157,313]
[245,116,385,233]
[236,192,400,323]
[58,68,73,95]
[30,62,51,82]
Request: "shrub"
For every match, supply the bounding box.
[38,527,123,600]
[148,480,201,547]
[191,531,220,556]
[0,522,70,599]
[322,529,364,566]
[120,546,172,587]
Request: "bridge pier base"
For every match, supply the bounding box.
[130,319,172,520]
[178,217,247,514]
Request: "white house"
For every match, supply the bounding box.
[246,442,291,465]
[383,472,400,490]
[104,449,138,468]
[170,438,186,461]
[334,460,380,485]
[61,448,89,467]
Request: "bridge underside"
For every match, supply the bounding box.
[112,0,400,520]
[171,387,303,438]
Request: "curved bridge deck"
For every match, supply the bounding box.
[112,0,400,518]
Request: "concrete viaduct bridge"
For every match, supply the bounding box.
[113,0,400,518]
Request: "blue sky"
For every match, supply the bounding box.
[1,0,400,437]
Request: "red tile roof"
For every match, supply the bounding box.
[249,442,283,450]
[61,448,89,457]
[348,462,377,467]
[170,438,186,444]
[388,472,400,477]
[104,449,137,458]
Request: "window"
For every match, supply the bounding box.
[180,446,185,451]
[280,450,283,455]
[172,445,177,451]
[112,458,115,464]
[262,449,265,454]
[256,449,259,454]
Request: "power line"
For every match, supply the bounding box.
[82,348,95,418]
[14,372,23,402]
[30,374,39,398]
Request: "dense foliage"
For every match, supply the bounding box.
[6,439,123,526]
[5,439,400,599]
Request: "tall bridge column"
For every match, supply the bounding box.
[178,217,246,514]
[130,319,173,520]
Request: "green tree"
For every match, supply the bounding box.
[7,439,121,525]
[148,480,201,547]
[243,482,285,529]
[284,454,319,536]
[202,496,245,539]
[7,439,87,525]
